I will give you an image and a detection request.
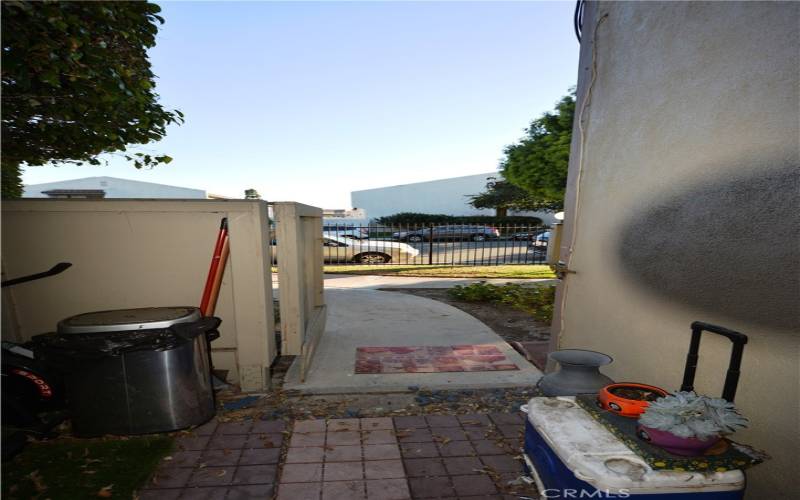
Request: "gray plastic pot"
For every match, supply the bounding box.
[538,349,614,396]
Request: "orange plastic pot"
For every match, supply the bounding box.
[598,383,668,418]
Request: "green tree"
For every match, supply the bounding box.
[500,92,575,210]
[468,176,561,217]
[1,1,182,198]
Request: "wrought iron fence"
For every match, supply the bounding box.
[320,223,551,265]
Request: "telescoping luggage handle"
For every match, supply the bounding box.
[680,321,748,402]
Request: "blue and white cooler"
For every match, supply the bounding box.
[521,397,747,499]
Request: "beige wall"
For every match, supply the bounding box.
[1,199,275,391]
[556,2,799,498]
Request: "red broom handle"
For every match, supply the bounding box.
[200,218,228,316]
[205,235,230,317]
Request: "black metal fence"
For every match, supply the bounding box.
[320,223,551,266]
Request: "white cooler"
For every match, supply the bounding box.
[521,397,746,499]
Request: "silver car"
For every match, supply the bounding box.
[273,235,419,264]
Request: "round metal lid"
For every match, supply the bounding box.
[57,307,201,334]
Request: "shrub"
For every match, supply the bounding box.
[375,212,543,227]
[448,282,555,323]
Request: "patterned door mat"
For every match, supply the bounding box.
[355,344,519,374]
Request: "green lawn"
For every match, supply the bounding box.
[2,436,173,500]
[322,264,556,279]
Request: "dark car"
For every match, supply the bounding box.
[392,225,500,242]
[509,229,549,240]
[527,231,551,253]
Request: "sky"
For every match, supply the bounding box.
[21,0,580,208]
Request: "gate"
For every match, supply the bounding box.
[273,202,327,382]
[320,223,550,266]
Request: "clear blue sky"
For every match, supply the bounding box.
[22,1,580,208]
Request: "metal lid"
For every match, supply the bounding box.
[57,307,201,334]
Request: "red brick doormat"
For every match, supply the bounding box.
[355,345,519,374]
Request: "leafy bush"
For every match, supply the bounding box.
[375,212,543,227]
[448,282,555,323]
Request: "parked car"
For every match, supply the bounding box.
[392,225,500,242]
[528,231,551,248]
[322,225,369,239]
[509,229,548,241]
[272,235,419,264]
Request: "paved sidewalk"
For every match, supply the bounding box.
[272,274,554,291]
[324,274,556,290]
[283,289,541,393]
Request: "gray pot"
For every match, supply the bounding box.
[538,349,614,396]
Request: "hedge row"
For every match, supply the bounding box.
[374,212,544,226]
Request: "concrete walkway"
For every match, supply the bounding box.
[283,288,541,394]
[322,273,556,289]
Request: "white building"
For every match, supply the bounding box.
[351,172,556,224]
[22,176,213,199]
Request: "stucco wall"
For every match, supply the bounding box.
[556,1,799,498]
[1,199,275,391]
[351,172,556,224]
[23,176,208,199]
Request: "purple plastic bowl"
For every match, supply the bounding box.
[637,425,720,456]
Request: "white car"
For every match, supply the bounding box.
[323,235,419,263]
[273,235,419,264]
[322,225,369,239]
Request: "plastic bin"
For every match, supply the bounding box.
[33,307,219,436]
[522,396,745,499]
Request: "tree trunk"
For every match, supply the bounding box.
[495,207,508,218]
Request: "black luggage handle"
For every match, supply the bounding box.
[680,321,748,402]
[1,263,72,288]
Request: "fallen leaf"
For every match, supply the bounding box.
[97,484,113,497]
[29,470,47,493]
[432,435,452,445]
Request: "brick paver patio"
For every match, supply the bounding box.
[140,419,285,499]
[141,412,537,499]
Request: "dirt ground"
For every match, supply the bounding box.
[377,288,551,344]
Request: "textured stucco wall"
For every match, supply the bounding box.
[351,172,556,223]
[1,199,276,391]
[557,1,799,498]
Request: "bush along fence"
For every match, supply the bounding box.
[320,222,551,266]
